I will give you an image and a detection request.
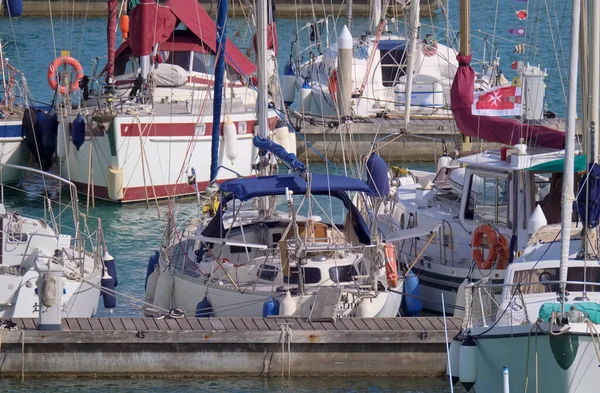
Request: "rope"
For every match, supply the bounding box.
[279,323,293,378]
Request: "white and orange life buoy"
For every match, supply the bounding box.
[383,243,398,288]
[472,224,510,270]
[47,56,84,95]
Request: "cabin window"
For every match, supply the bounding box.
[379,46,407,87]
[284,266,322,285]
[464,174,509,227]
[513,267,600,294]
[230,245,248,254]
[258,263,279,281]
[329,264,359,283]
[114,54,136,76]
[535,172,563,225]
[192,52,215,74]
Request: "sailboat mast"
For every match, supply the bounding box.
[403,0,420,131]
[459,0,471,152]
[591,0,599,162]
[257,0,269,177]
[346,0,352,32]
[209,0,229,185]
[559,0,581,313]
[107,0,117,84]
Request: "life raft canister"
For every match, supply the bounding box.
[47,56,84,95]
[471,224,510,270]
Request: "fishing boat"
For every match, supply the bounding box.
[0,164,111,320]
[48,0,281,203]
[284,0,503,120]
[0,41,30,183]
[142,1,403,320]
[447,1,600,391]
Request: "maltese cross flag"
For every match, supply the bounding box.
[472,84,522,116]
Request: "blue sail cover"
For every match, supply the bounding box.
[221,174,373,201]
[253,135,306,173]
[577,163,600,228]
[366,153,390,198]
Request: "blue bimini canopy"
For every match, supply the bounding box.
[220,174,374,201]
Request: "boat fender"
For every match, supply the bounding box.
[103,250,118,287]
[356,297,376,317]
[195,296,213,318]
[223,116,238,162]
[273,118,291,153]
[3,0,23,16]
[145,251,160,290]
[22,108,41,164]
[383,243,398,288]
[447,336,462,385]
[282,62,297,106]
[401,270,422,316]
[300,79,312,114]
[279,290,296,316]
[459,334,478,391]
[107,167,124,201]
[71,113,86,151]
[101,268,117,309]
[56,120,70,160]
[41,274,57,307]
[119,14,130,40]
[263,296,280,317]
[153,267,174,311]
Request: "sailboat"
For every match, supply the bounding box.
[449,1,600,392]
[285,0,501,119]
[142,1,403,320]
[0,40,31,183]
[373,0,569,315]
[47,0,280,203]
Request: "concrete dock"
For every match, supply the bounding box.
[11,0,441,18]
[0,316,461,377]
[296,116,571,162]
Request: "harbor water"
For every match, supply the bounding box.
[0,2,574,391]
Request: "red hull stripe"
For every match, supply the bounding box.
[72,177,243,203]
[120,117,279,137]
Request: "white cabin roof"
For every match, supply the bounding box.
[457,147,565,172]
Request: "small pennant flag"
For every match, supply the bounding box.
[514,44,526,53]
[516,10,528,20]
[511,61,519,70]
[509,28,526,37]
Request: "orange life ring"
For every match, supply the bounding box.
[328,69,338,103]
[383,243,398,288]
[47,56,84,95]
[472,224,510,270]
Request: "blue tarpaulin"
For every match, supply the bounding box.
[220,174,373,201]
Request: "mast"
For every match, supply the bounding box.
[591,0,599,161]
[346,0,352,32]
[559,0,581,314]
[209,0,229,186]
[107,0,117,84]
[459,0,471,152]
[257,0,269,154]
[403,0,420,132]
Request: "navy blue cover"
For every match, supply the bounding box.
[366,153,390,198]
[577,163,600,229]
[220,174,372,201]
[253,135,306,173]
[71,113,86,151]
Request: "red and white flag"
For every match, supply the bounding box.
[472,84,522,116]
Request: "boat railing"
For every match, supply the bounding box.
[463,278,600,330]
[291,15,337,72]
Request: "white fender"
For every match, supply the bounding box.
[279,290,297,316]
[223,116,238,162]
[57,120,71,160]
[300,80,312,114]
[273,119,291,153]
[459,335,478,391]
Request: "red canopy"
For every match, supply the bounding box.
[450,54,565,149]
[128,0,256,76]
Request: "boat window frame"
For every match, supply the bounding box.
[460,169,512,229]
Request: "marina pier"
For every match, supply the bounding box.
[0,317,461,377]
